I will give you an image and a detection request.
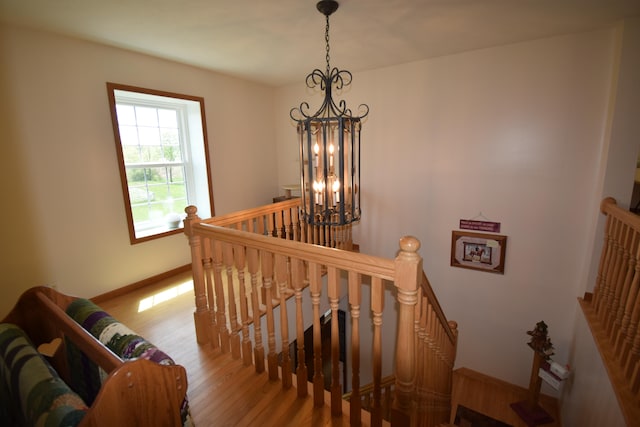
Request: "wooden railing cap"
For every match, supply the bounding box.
[600,197,616,213]
[399,236,420,253]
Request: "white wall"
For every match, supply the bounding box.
[562,17,640,426]
[0,24,279,316]
[275,28,620,391]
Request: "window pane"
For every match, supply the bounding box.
[163,141,181,162]
[122,146,141,163]
[138,126,161,146]
[119,125,139,146]
[115,104,136,125]
[135,106,158,127]
[158,109,178,128]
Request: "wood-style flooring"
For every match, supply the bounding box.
[451,368,561,426]
[96,270,560,427]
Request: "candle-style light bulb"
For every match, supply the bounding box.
[329,143,334,167]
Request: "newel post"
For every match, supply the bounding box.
[391,236,422,426]
[184,205,209,345]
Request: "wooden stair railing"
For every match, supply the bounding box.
[184,202,458,426]
[579,197,640,425]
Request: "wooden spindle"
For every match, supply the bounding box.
[371,276,384,427]
[234,244,253,366]
[309,261,325,407]
[599,218,622,318]
[276,253,292,389]
[212,240,230,353]
[261,250,278,381]
[595,214,616,313]
[621,288,640,370]
[202,238,219,349]
[617,267,640,362]
[348,270,362,425]
[328,266,342,417]
[291,257,308,397]
[222,242,241,359]
[247,247,265,373]
[608,230,638,337]
[604,223,629,328]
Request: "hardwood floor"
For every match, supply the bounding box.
[451,367,561,427]
[96,270,560,427]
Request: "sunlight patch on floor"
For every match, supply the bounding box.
[138,280,193,312]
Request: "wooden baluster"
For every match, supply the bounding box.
[609,231,639,337]
[426,304,437,424]
[276,253,292,389]
[621,287,640,370]
[202,240,219,349]
[605,223,630,330]
[328,266,342,417]
[598,218,621,318]
[625,321,640,380]
[632,360,640,395]
[415,294,428,421]
[595,215,616,313]
[283,208,292,240]
[212,240,230,353]
[292,257,308,397]
[261,250,279,381]
[348,270,362,425]
[291,206,300,242]
[275,210,284,239]
[435,307,445,424]
[234,244,253,366]
[247,247,265,373]
[267,212,276,237]
[184,206,210,345]
[616,248,640,359]
[309,261,325,407]
[371,276,384,427]
[223,242,241,359]
[391,237,421,426]
[257,214,266,235]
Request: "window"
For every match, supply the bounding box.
[107,83,214,244]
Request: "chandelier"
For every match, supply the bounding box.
[290,0,368,232]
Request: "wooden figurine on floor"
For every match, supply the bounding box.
[510,321,555,426]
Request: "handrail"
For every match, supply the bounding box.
[196,222,396,280]
[201,198,302,228]
[580,197,640,426]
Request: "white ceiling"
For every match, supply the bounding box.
[1,0,639,86]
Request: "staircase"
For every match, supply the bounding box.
[183,199,459,426]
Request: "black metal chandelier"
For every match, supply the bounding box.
[290,0,368,228]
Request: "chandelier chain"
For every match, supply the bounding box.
[325,14,331,75]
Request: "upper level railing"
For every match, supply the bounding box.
[183,199,457,426]
[580,197,640,425]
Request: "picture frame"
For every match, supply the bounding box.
[450,230,507,274]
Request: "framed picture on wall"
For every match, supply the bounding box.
[450,230,507,274]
